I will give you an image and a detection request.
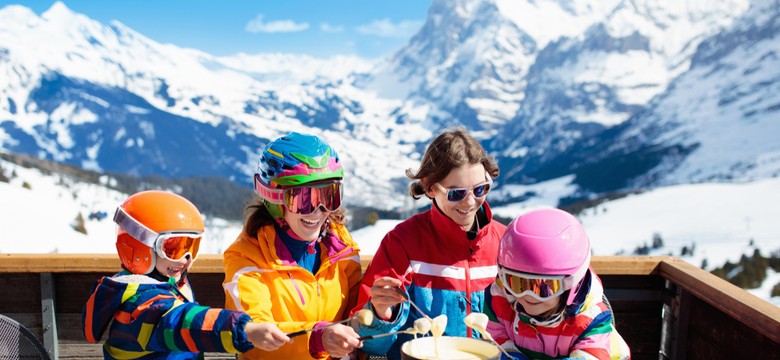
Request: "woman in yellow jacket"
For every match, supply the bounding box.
[223,132,363,359]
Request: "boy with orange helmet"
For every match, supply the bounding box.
[82,190,291,359]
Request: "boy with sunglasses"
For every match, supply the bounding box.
[82,190,291,359]
[484,208,630,359]
[222,132,363,359]
[351,127,506,360]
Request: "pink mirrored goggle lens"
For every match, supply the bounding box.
[283,182,342,215]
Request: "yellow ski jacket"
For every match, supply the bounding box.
[223,223,362,359]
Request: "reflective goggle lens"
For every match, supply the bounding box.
[157,235,201,261]
[500,269,565,300]
[283,182,342,215]
[443,183,491,202]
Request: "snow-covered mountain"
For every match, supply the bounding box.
[1,0,778,211]
[525,0,780,196]
[489,0,755,183]
[0,2,428,209]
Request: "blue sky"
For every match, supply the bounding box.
[0,0,432,59]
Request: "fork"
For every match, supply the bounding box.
[394,286,432,320]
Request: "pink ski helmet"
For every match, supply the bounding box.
[498,207,591,305]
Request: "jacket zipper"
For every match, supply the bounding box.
[465,244,473,338]
[288,272,306,305]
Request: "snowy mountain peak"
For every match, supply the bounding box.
[0,3,36,20]
[41,1,78,22]
[495,0,620,47]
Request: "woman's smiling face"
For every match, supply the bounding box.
[284,207,329,241]
[427,163,489,231]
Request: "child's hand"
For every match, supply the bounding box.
[369,277,406,320]
[245,323,291,352]
[321,323,361,358]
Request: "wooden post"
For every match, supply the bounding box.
[40,272,59,360]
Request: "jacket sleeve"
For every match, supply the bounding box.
[568,311,631,360]
[482,284,515,347]
[352,229,412,355]
[95,277,256,354]
[152,303,256,353]
[82,276,119,343]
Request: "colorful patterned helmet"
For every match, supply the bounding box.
[114,190,205,274]
[498,208,591,306]
[254,132,344,218]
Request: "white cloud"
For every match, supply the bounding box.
[246,14,309,33]
[320,23,345,33]
[355,18,423,38]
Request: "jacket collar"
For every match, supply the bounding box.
[257,222,355,270]
[429,199,496,247]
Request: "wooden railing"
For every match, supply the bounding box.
[0,254,777,359]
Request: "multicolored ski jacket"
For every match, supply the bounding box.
[82,271,255,359]
[484,271,631,360]
[222,222,362,360]
[353,201,505,360]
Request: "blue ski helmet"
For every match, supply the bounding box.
[254,132,344,217]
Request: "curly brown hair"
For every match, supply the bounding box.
[406,127,499,200]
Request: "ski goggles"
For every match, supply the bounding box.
[154,233,201,261]
[498,266,572,301]
[255,176,343,215]
[114,207,202,261]
[434,176,492,202]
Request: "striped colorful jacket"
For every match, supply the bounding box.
[82,271,255,359]
[222,222,362,359]
[353,201,505,360]
[484,271,631,360]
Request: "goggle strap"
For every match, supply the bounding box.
[566,252,591,290]
[254,176,285,204]
[113,207,158,247]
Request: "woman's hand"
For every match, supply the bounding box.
[244,323,291,352]
[322,323,362,358]
[369,277,406,321]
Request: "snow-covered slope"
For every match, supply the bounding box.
[0,155,244,254]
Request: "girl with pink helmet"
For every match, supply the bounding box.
[484,207,631,359]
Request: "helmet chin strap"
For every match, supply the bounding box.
[147,267,169,283]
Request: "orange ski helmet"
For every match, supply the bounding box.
[114,190,205,274]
